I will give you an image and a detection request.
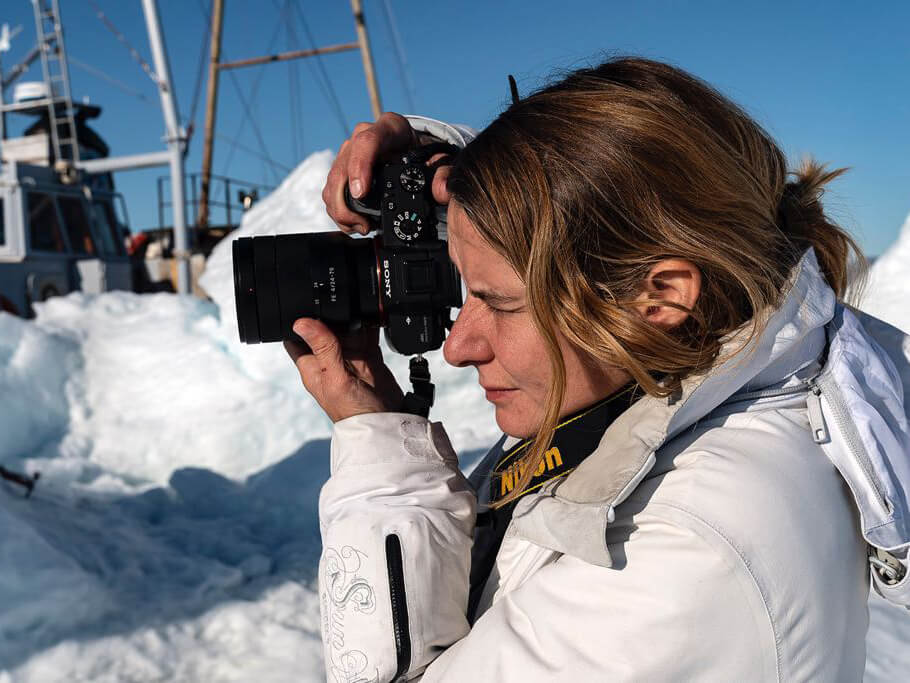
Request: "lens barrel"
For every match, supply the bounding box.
[232,233,378,344]
[232,230,461,354]
[232,237,259,343]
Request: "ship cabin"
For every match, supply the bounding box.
[0,93,132,317]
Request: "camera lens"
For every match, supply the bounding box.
[232,237,259,343]
[231,233,379,344]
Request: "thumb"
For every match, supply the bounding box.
[293,318,345,378]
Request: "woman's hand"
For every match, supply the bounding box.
[284,318,404,422]
[322,112,453,235]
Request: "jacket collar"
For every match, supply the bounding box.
[508,249,836,566]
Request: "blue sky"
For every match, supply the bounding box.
[1,0,907,255]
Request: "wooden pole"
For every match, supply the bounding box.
[350,0,382,120]
[199,0,224,229]
[218,42,359,70]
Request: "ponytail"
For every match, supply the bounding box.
[777,160,866,297]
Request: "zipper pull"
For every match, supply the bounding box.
[807,385,829,444]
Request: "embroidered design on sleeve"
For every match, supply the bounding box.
[321,545,380,683]
[330,649,378,683]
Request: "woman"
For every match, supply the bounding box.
[288,58,910,681]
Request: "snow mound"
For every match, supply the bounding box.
[1,439,330,679]
[861,212,910,334]
[0,150,494,681]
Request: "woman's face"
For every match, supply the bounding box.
[443,202,632,438]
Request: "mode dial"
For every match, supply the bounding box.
[393,212,423,241]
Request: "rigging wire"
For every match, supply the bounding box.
[281,0,307,163]
[190,0,282,180]
[380,0,416,113]
[288,54,301,161]
[289,0,351,137]
[85,0,160,87]
[215,132,290,173]
[224,68,282,185]
[283,0,301,162]
[212,1,286,178]
[187,0,214,135]
[67,55,155,105]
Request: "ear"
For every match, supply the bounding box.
[634,259,702,330]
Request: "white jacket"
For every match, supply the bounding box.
[317,123,910,682]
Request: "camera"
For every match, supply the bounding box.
[231,145,462,356]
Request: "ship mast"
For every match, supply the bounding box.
[140,0,190,294]
[196,0,383,228]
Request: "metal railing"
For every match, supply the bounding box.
[155,172,273,233]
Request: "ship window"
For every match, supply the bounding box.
[27,192,66,253]
[91,200,125,256]
[58,195,96,256]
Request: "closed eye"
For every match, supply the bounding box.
[485,302,524,315]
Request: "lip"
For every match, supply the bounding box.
[482,386,517,402]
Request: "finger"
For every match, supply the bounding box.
[292,318,346,382]
[283,338,311,363]
[347,113,414,200]
[324,147,368,233]
[332,180,372,235]
[352,121,373,136]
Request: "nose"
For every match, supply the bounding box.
[443,298,493,368]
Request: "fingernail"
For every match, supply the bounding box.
[351,179,363,198]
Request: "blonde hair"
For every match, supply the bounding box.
[447,57,864,508]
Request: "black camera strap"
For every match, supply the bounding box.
[400,355,435,418]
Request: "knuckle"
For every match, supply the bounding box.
[318,337,341,358]
[378,111,406,128]
[354,127,378,149]
[325,168,341,192]
[353,121,373,135]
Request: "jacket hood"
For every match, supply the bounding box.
[509,249,910,596]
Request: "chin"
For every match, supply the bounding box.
[494,407,539,440]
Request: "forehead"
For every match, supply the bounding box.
[447,203,524,293]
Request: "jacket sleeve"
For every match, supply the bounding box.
[419,503,780,682]
[405,115,477,148]
[318,413,476,683]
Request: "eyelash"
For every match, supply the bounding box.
[487,304,522,315]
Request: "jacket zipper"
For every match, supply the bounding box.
[385,534,411,681]
[724,379,812,405]
[810,376,892,516]
[731,377,892,517]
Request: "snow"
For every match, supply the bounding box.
[860,212,910,335]
[0,149,907,680]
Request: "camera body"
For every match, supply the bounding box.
[232,146,461,356]
[348,152,459,354]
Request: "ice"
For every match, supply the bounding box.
[0,148,906,680]
[861,213,910,335]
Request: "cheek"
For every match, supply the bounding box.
[494,316,553,390]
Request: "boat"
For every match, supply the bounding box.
[0,2,133,316]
